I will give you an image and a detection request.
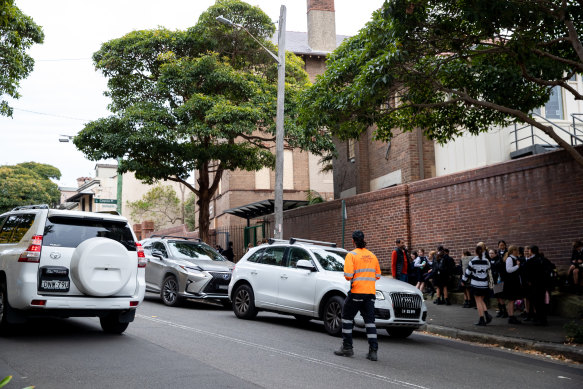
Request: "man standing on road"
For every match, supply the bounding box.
[391,238,409,282]
[334,230,381,361]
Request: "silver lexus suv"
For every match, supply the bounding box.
[141,236,234,307]
[0,205,146,335]
[229,238,428,338]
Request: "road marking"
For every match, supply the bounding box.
[137,314,427,389]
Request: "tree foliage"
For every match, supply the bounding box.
[126,185,184,229]
[74,0,332,241]
[299,0,583,166]
[0,0,44,117]
[0,162,61,213]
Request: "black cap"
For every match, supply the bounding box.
[352,230,364,240]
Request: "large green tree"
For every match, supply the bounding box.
[126,185,184,229]
[0,162,61,213]
[299,0,583,166]
[0,0,44,117]
[74,0,332,241]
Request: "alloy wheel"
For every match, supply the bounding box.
[235,288,250,315]
[163,278,178,305]
[325,300,342,334]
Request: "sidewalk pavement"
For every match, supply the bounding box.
[421,299,583,363]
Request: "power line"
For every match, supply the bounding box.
[13,108,91,122]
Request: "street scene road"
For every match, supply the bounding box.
[1,295,581,389]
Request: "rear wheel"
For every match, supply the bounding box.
[161,276,181,307]
[323,295,344,336]
[100,313,129,334]
[233,284,257,319]
[0,279,11,332]
[386,328,414,338]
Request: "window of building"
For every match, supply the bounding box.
[347,139,355,161]
[533,86,564,120]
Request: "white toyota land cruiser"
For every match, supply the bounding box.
[0,205,146,334]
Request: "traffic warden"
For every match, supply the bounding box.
[334,230,381,361]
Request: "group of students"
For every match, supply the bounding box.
[461,241,556,326]
[409,240,558,327]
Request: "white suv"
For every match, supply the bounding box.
[0,205,146,334]
[228,238,427,338]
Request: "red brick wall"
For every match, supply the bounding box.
[276,146,583,273]
[307,0,335,12]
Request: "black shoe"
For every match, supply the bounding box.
[433,297,440,304]
[366,348,378,361]
[501,310,508,318]
[334,346,354,357]
[462,300,470,308]
[445,298,451,306]
[475,316,486,326]
[508,316,522,325]
[496,304,504,318]
[484,311,493,324]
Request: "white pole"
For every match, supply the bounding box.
[274,5,286,239]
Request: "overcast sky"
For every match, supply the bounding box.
[1,0,385,187]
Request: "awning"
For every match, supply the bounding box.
[224,199,309,220]
[65,191,94,203]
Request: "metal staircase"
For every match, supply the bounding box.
[510,113,583,159]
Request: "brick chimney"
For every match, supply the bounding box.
[307,0,336,52]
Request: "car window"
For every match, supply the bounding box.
[257,246,285,266]
[246,248,265,263]
[152,242,168,257]
[168,241,226,262]
[287,247,312,268]
[312,249,347,272]
[0,214,35,244]
[43,216,136,250]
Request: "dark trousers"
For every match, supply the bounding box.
[341,293,378,351]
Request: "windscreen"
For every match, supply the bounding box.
[168,241,226,263]
[43,216,136,251]
[311,249,347,271]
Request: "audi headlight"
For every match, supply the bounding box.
[375,290,385,300]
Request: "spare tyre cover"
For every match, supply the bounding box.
[70,237,133,296]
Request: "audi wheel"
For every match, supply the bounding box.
[323,295,343,336]
[233,284,257,319]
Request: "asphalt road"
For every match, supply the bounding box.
[1,294,582,389]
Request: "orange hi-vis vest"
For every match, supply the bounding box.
[344,248,381,294]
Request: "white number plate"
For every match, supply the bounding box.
[40,280,70,291]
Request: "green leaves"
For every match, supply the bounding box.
[299,0,583,149]
[0,162,61,213]
[0,0,44,117]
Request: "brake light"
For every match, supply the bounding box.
[31,299,46,306]
[18,235,43,263]
[130,301,139,307]
[136,242,146,268]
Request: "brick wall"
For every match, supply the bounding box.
[275,146,583,273]
[307,0,335,12]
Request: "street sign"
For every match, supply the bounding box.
[94,199,117,204]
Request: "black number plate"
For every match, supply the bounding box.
[39,266,70,292]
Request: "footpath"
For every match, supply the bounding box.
[421,295,583,363]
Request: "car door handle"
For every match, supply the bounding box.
[280,274,288,279]
[250,271,258,275]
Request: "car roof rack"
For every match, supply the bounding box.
[268,238,287,245]
[150,235,202,242]
[11,204,50,211]
[289,238,337,247]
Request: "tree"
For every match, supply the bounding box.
[298,0,583,167]
[0,162,61,213]
[0,0,44,117]
[126,185,184,229]
[74,0,332,242]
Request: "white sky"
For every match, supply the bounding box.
[1,0,385,187]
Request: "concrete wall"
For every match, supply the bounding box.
[276,145,583,273]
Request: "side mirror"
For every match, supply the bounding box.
[152,249,165,259]
[296,259,316,271]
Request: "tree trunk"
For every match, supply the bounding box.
[197,164,211,243]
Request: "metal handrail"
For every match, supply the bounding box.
[572,114,583,145]
[531,112,583,144]
[511,113,583,151]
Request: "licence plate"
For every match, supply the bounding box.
[40,280,70,291]
[403,309,416,315]
[218,284,228,290]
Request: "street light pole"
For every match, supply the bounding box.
[217,6,286,239]
[274,5,286,240]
